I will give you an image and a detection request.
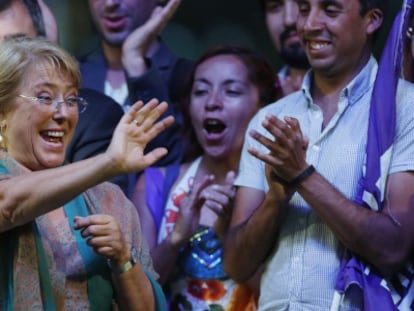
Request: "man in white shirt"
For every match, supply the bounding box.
[224,0,414,309]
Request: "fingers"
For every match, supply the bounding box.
[201,172,237,216]
[225,170,236,186]
[73,215,128,261]
[137,147,169,168]
[142,114,175,142]
[249,114,309,182]
[126,99,175,150]
[248,114,304,160]
[249,129,289,164]
[202,185,235,205]
[127,98,165,127]
[121,0,181,76]
[182,174,215,210]
[193,174,215,198]
[74,215,115,238]
[262,114,297,148]
[153,0,181,28]
[129,99,174,131]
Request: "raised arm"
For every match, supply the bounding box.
[0,99,173,232]
[121,0,181,78]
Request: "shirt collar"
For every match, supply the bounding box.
[301,56,378,106]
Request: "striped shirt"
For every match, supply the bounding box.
[235,57,414,310]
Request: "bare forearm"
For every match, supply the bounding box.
[298,171,408,273]
[224,194,286,282]
[0,153,117,232]
[112,265,155,311]
[151,235,183,285]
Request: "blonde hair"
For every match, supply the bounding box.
[0,35,81,112]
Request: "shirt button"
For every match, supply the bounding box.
[313,110,322,118]
[312,144,320,152]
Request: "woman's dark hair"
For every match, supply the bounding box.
[181,45,278,162]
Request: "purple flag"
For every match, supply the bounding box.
[333,1,414,310]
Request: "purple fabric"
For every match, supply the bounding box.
[145,167,165,232]
[358,5,406,210]
[335,1,414,310]
[144,164,180,233]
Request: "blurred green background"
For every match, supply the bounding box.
[44,0,403,70]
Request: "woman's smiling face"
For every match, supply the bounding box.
[3,62,79,170]
[189,54,261,159]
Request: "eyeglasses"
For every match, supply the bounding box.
[18,94,87,113]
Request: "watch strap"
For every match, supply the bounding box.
[107,247,137,275]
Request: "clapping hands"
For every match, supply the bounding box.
[122,0,181,76]
[171,171,236,245]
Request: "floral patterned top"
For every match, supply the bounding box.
[158,158,257,311]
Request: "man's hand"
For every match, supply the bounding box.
[122,0,181,76]
[248,114,309,183]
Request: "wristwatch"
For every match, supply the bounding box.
[107,247,138,275]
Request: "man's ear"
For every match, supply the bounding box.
[365,8,384,35]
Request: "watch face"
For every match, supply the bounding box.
[130,246,138,264]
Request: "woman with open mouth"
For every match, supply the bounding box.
[0,35,173,311]
[133,45,278,310]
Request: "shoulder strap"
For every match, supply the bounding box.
[145,164,180,233]
[162,164,180,207]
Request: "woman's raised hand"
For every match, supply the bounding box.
[106,98,174,175]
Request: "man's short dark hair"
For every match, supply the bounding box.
[258,0,386,16]
[0,0,12,11]
[358,0,386,16]
[22,0,45,37]
[0,0,46,37]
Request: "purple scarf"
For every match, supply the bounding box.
[334,1,414,310]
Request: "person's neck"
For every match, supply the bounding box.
[102,42,123,70]
[287,66,307,81]
[311,53,371,128]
